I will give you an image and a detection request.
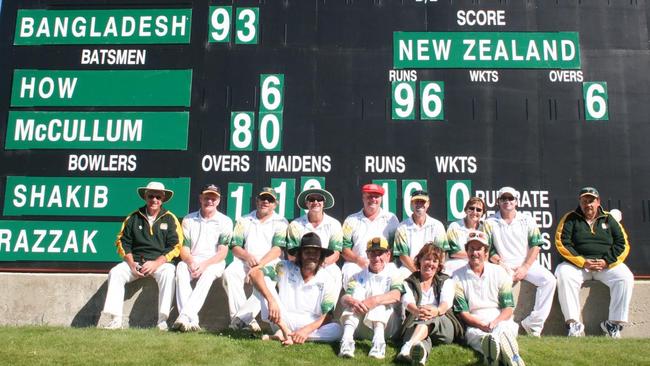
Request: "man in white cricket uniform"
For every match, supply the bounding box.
[287,188,343,291]
[250,232,343,344]
[453,230,524,366]
[554,187,633,338]
[484,186,556,337]
[393,190,448,279]
[341,183,399,286]
[173,184,233,332]
[222,187,288,330]
[339,237,405,359]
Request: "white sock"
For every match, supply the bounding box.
[372,322,385,344]
[342,323,356,342]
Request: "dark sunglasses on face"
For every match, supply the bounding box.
[147,194,163,200]
[467,206,483,212]
[499,196,516,202]
[259,195,276,203]
[307,197,324,202]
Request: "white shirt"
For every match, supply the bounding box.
[393,215,448,258]
[286,213,343,252]
[485,211,543,267]
[342,208,399,258]
[231,211,288,260]
[345,264,404,298]
[452,262,514,322]
[182,210,233,261]
[401,278,455,308]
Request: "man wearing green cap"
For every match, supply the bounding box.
[555,187,633,338]
[222,187,289,331]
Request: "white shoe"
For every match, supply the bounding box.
[338,340,355,358]
[157,320,169,331]
[520,318,541,337]
[248,319,262,332]
[410,342,428,365]
[368,342,386,359]
[481,334,500,366]
[499,331,525,366]
[601,320,622,338]
[567,321,585,337]
[395,341,412,362]
[102,317,123,330]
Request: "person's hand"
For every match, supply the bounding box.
[347,297,369,315]
[140,260,160,276]
[584,259,606,271]
[356,257,369,268]
[129,262,145,278]
[290,327,311,344]
[268,299,281,324]
[245,254,259,268]
[513,264,529,282]
[418,305,438,320]
[490,254,502,264]
[361,296,379,311]
[191,261,205,279]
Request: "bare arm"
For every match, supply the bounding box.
[399,255,417,272]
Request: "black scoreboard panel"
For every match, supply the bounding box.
[0,0,648,277]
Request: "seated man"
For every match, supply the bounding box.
[173,184,233,331]
[101,181,182,330]
[453,230,524,366]
[555,187,634,338]
[249,232,342,345]
[339,237,405,360]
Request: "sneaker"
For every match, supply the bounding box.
[520,318,541,337]
[567,321,585,337]
[248,319,262,332]
[102,317,122,330]
[395,341,413,363]
[187,322,202,332]
[601,320,622,339]
[368,341,386,359]
[157,320,169,331]
[409,342,428,366]
[338,340,355,358]
[229,317,246,330]
[481,334,500,366]
[499,331,525,366]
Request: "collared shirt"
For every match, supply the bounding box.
[342,208,399,258]
[230,211,288,260]
[484,211,543,267]
[401,277,455,308]
[446,219,485,255]
[182,210,233,261]
[344,264,405,297]
[393,215,448,258]
[286,213,343,252]
[452,262,514,322]
[262,260,337,320]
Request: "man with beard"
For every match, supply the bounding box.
[287,188,343,291]
[101,181,182,330]
[555,187,633,338]
[173,184,233,332]
[249,232,343,344]
[485,186,556,337]
[393,190,448,279]
[338,237,405,360]
[222,187,289,331]
[341,184,399,286]
[453,230,524,366]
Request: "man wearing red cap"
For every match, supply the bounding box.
[341,183,399,286]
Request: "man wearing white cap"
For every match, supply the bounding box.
[173,184,233,332]
[222,187,289,331]
[393,190,448,279]
[555,187,633,338]
[101,181,182,330]
[453,230,524,366]
[484,186,556,337]
[341,183,400,285]
[287,188,343,291]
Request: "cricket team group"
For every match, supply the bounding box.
[100,180,634,366]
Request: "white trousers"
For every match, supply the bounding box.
[555,262,634,323]
[341,262,363,288]
[465,319,519,353]
[516,262,556,334]
[257,284,343,342]
[102,261,176,323]
[222,257,278,324]
[175,261,226,324]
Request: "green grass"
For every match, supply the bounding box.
[1,326,648,365]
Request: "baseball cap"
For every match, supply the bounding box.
[579,187,599,198]
[410,190,430,202]
[466,230,489,248]
[366,236,390,252]
[497,186,518,199]
[257,187,277,200]
[201,184,221,196]
[362,183,385,196]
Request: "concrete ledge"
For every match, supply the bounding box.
[1,272,648,337]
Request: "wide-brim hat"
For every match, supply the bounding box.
[137,181,174,202]
[287,232,334,257]
[296,188,335,210]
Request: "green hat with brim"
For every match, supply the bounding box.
[296,188,335,210]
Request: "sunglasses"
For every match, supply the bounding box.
[499,196,516,202]
[467,231,487,240]
[147,194,163,200]
[258,196,276,203]
[307,196,324,202]
[467,206,483,212]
